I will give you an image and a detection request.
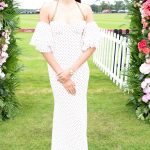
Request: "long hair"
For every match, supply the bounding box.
[75,0,81,3]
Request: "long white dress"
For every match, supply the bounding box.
[30,20,100,150]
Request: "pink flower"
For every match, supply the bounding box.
[142,94,150,103]
[144,78,150,83]
[141,77,150,103]
[0,2,8,10]
[1,51,8,58]
[141,78,150,89]
[146,16,150,20]
[143,47,150,54]
[143,21,148,28]
[138,40,147,52]
[144,87,150,93]
[0,2,5,7]
[2,44,8,51]
[148,32,150,40]
[142,0,150,17]
[141,19,146,24]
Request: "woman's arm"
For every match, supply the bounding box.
[39,3,63,75]
[69,47,96,72]
[57,47,96,83]
[31,2,76,95]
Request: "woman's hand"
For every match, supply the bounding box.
[62,79,76,95]
[57,69,72,84]
[57,69,76,95]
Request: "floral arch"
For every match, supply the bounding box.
[0,0,21,121]
[127,0,150,122]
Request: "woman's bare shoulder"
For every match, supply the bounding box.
[40,1,57,13]
[40,1,58,21]
[79,3,93,21]
[79,3,93,15]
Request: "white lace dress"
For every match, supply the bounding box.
[30,20,100,150]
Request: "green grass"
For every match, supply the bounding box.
[19,14,39,29]
[94,13,130,29]
[19,13,130,29]
[0,14,150,150]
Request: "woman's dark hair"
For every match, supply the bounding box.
[75,0,81,3]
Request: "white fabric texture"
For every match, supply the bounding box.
[81,21,101,52]
[30,21,54,53]
[30,20,101,150]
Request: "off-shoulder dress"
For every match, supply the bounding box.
[30,1,101,150]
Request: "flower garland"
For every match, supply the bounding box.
[0,28,11,79]
[126,0,150,121]
[0,0,21,121]
[130,0,150,121]
[138,0,150,105]
[0,2,10,79]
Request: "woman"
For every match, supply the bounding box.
[30,0,100,149]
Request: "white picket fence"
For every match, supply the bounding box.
[93,28,130,89]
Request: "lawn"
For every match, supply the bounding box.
[0,14,150,150]
[19,13,130,29]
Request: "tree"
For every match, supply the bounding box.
[100,1,111,11]
[91,4,99,13]
[114,0,126,10]
[92,0,127,12]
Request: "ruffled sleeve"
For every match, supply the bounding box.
[29,21,54,53]
[81,21,101,52]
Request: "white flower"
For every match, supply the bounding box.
[0,7,4,10]
[5,4,8,7]
[0,52,8,66]
[148,102,150,109]
[137,3,141,7]
[141,81,147,89]
[0,23,2,30]
[0,72,5,78]
[2,44,8,51]
[5,29,9,33]
[6,36,10,41]
[0,68,5,79]
[1,51,8,58]
[5,39,10,44]
[140,8,144,18]
[4,35,8,38]
[139,63,150,74]
[0,58,6,66]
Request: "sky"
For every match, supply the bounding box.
[17,0,116,9]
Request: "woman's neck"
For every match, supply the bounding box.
[59,0,75,5]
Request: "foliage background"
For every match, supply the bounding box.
[0,0,22,121]
[126,0,150,122]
